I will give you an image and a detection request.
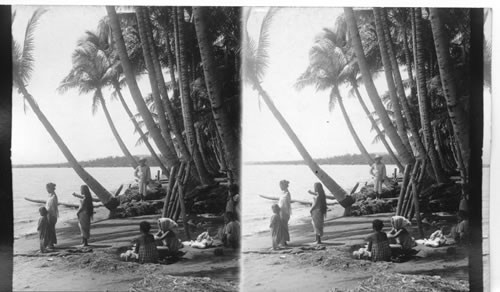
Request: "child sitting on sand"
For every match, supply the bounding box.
[134,221,159,264]
[270,204,286,250]
[222,211,240,249]
[365,219,391,262]
[37,207,50,253]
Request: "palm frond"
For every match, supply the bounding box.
[91,90,102,115]
[11,9,17,25]
[255,8,279,79]
[135,130,152,147]
[328,87,339,112]
[12,38,23,88]
[14,8,47,87]
[294,66,317,91]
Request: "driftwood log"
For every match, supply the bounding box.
[259,194,338,206]
[24,197,103,208]
[72,193,100,203]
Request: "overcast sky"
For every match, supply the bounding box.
[12,6,157,164]
[242,7,402,162]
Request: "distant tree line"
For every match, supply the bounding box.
[13,155,163,168]
[245,153,397,166]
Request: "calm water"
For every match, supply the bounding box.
[13,166,162,237]
[241,164,397,235]
[13,164,396,237]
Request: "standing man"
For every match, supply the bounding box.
[370,155,386,199]
[135,158,151,200]
[45,182,59,249]
[278,179,291,245]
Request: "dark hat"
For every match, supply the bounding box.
[46,182,56,188]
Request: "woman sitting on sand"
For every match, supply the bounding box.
[77,185,94,247]
[278,179,291,245]
[387,216,416,258]
[365,219,391,262]
[134,221,159,264]
[154,217,182,256]
[310,182,327,244]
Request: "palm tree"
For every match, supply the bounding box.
[349,80,404,171]
[429,8,470,176]
[413,8,447,183]
[380,8,427,160]
[373,8,412,154]
[193,6,240,183]
[111,82,168,176]
[58,32,139,169]
[106,6,179,169]
[174,7,212,185]
[13,9,118,210]
[295,37,373,165]
[344,8,414,166]
[93,17,169,175]
[135,7,175,154]
[244,8,353,209]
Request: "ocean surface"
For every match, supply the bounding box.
[13,164,396,238]
[13,166,162,237]
[241,164,397,235]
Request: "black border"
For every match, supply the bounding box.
[469,7,484,292]
[0,5,13,292]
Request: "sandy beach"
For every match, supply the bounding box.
[13,208,239,291]
[242,206,469,291]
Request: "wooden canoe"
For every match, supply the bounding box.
[258,194,338,206]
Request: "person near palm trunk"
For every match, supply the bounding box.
[278,179,292,245]
[45,182,58,249]
[134,158,151,200]
[310,182,327,244]
[370,155,387,199]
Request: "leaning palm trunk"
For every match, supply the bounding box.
[429,8,470,178]
[114,84,168,176]
[175,7,212,185]
[143,7,189,161]
[106,6,179,169]
[96,89,138,169]
[352,83,403,171]
[344,8,414,165]
[18,86,118,210]
[254,82,351,207]
[380,8,427,160]
[373,8,412,155]
[334,87,374,165]
[135,7,178,159]
[193,6,240,183]
[413,8,447,183]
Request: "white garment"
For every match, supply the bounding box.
[278,190,291,216]
[45,193,59,218]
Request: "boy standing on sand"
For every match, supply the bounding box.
[134,158,151,200]
[37,207,50,253]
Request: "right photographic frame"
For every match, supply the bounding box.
[241,7,489,291]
